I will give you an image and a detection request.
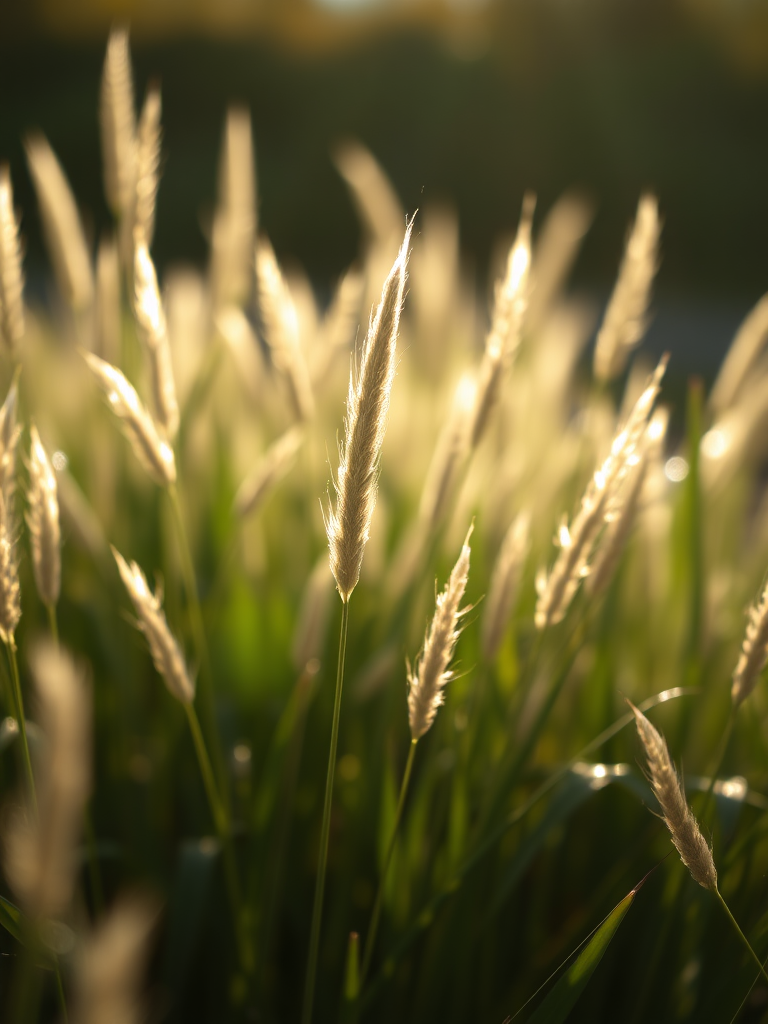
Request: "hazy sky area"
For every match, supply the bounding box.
[2,0,768,375]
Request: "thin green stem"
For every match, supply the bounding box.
[184,702,252,975]
[714,886,768,984]
[185,701,227,836]
[359,686,694,1008]
[54,961,68,1024]
[6,639,37,816]
[45,604,58,649]
[359,739,418,992]
[698,706,736,828]
[167,482,229,810]
[302,598,350,1024]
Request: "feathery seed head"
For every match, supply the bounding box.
[112,547,194,704]
[482,511,530,662]
[100,28,137,220]
[24,133,94,311]
[408,525,473,740]
[73,893,159,1024]
[468,196,533,450]
[0,376,20,499]
[133,237,179,439]
[255,236,315,423]
[535,355,667,629]
[27,425,61,609]
[594,193,660,382]
[732,578,768,707]
[4,641,91,921]
[84,352,176,486]
[234,426,304,519]
[327,220,412,602]
[630,702,717,891]
[0,486,20,644]
[210,106,256,311]
[135,85,162,248]
[0,164,25,352]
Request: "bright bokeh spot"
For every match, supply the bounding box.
[665,456,689,482]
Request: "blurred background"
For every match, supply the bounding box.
[2,0,768,378]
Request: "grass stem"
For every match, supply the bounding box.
[6,638,37,816]
[714,886,768,984]
[302,598,350,1024]
[698,706,736,828]
[184,701,252,976]
[167,482,229,810]
[359,738,418,993]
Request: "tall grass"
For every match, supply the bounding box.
[1,29,768,1024]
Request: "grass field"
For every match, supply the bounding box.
[1,28,768,1024]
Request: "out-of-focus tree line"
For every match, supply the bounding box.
[1,0,768,330]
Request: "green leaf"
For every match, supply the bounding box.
[0,894,23,946]
[525,889,635,1024]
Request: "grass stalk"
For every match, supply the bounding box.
[302,598,350,1024]
[359,687,693,1008]
[697,706,736,828]
[714,886,768,984]
[184,701,252,976]
[6,639,37,816]
[166,482,229,809]
[359,738,418,993]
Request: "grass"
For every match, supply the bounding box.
[1,28,768,1024]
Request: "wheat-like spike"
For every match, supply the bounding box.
[255,236,315,423]
[594,194,660,382]
[27,425,61,609]
[234,426,304,519]
[468,194,533,449]
[334,140,404,254]
[327,221,412,602]
[4,641,90,921]
[630,703,717,891]
[408,526,473,740]
[112,547,194,704]
[134,84,162,249]
[482,511,530,662]
[732,577,768,707]
[210,106,256,311]
[100,28,136,221]
[0,376,20,499]
[24,133,94,311]
[418,375,475,531]
[311,267,364,386]
[587,408,668,600]
[133,237,179,439]
[0,165,25,352]
[709,293,768,417]
[535,355,667,629]
[73,892,159,1024]
[84,352,176,486]
[526,190,594,335]
[0,487,20,645]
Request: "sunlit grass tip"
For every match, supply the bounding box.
[326,218,413,603]
[408,524,473,740]
[629,701,717,891]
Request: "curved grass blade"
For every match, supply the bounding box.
[520,887,636,1024]
[361,687,692,1009]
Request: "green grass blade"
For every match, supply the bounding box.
[523,889,635,1024]
[0,894,24,946]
